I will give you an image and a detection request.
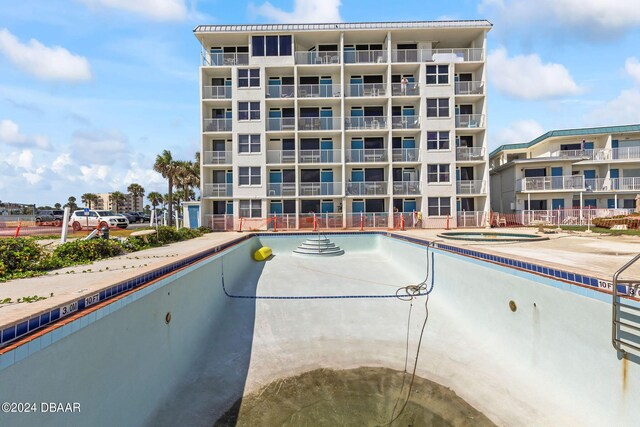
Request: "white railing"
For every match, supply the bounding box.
[205,214,234,231]
[517,208,633,227]
[455,114,485,128]
[345,212,389,228]
[298,149,341,163]
[345,116,388,130]
[345,83,386,97]
[205,52,249,66]
[266,150,295,164]
[518,175,584,192]
[266,117,296,131]
[391,115,420,129]
[391,48,483,63]
[346,148,387,163]
[203,183,232,197]
[267,183,296,197]
[298,117,341,131]
[584,147,640,161]
[551,149,594,159]
[270,214,297,230]
[297,84,340,98]
[346,181,388,196]
[299,182,342,196]
[204,118,232,132]
[456,180,487,195]
[298,213,344,229]
[454,81,484,95]
[456,147,485,161]
[586,177,640,192]
[392,181,421,195]
[203,86,231,99]
[457,211,489,228]
[203,151,232,165]
[392,148,419,162]
[344,50,387,64]
[266,85,295,98]
[391,82,420,96]
[295,51,340,65]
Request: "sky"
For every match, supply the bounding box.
[1,0,640,206]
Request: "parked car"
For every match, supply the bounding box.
[69,210,129,231]
[121,212,137,223]
[135,211,150,222]
[124,212,146,223]
[35,209,65,226]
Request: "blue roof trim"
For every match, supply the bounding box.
[489,124,640,158]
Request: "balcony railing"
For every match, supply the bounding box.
[391,48,483,63]
[299,149,341,163]
[206,52,249,66]
[299,213,343,229]
[297,84,340,98]
[266,150,295,164]
[345,116,388,130]
[346,148,387,163]
[456,147,485,161]
[205,214,234,231]
[346,181,388,196]
[298,117,341,131]
[203,183,232,197]
[391,115,420,129]
[456,180,487,195]
[551,149,594,159]
[393,181,421,195]
[299,182,341,196]
[345,83,386,97]
[266,117,296,131]
[457,211,489,228]
[392,148,419,162]
[586,177,640,192]
[454,81,484,95]
[346,212,388,228]
[518,175,584,192]
[204,118,232,132]
[344,50,387,64]
[295,51,340,65]
[266,85,295,98]
[267,182,296,197]
[203,86,231,99]
[585,147,640,161]
[455,114,485,129]
[391,82,420,96]
[203,151,232,165]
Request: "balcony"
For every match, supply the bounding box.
[346,181,388,196]
[299,182,341,196]
[455,114,485,129]
[266,85,295,98]
[586,177,640,192]
[517,175,584,192]
[391,82,420,96]
[345,83,386,97]
[583,147,640,161]
[267,183,296,197]
[295,51,340,65]
[298,84,340,98]
[456,180,487,195]
[392,148,419,162]
[346,148,387,163]
[551,149,594,159]
[206,52,249,66]
[203,183,232,197]
[298,117,341,131]
[203,151,232,165]
[204,118,232,132]
[391,115,420,129]
[391,48,483,63]
[203,86,231,99]
[344,50,387,64]
[454,81,484,95]
[345,116,388,130]
[456,147,485,161]
[266,150,295,164]
[393,181,421,195]
[299,149,341,163]
[266,117,296,131]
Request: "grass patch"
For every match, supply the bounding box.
[539,226,640,236]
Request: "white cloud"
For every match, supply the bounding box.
[51,153,72,174]
[250,0,341,23]
[625,57,640,86]
[77,0,188,21]
[492,120,545,148]
[586,89,640,126]
[0,28,91,82]
[71,129,131,165]
[0,119,51,150]
[80,164,111,181]
[488,48,582,100]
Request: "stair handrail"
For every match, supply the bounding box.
[612,252,640,353]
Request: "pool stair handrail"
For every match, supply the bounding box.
[612,252,640,355]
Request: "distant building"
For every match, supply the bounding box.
[94,193,144,212]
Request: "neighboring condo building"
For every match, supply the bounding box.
[94,193,144,212]
[489,124,640,213]
[194,20,491,230]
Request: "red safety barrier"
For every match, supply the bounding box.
[14,221,21,237]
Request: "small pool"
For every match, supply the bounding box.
[437,231,549,242]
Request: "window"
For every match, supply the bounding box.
[238,69,260,88]
[252,35,292,57]
[239,167,261,186]
[426,98,449,117]
[239,200,262,218]
[238,135,261,153]
[427,164,450,183]
[428,197,451,216]
[427,132,450,150]
[426,65,449,84]
[238,102,260,120]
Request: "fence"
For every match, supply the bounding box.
[491,208,634,228]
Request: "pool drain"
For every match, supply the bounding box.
[165,312,172,324]
[509,300,517,312]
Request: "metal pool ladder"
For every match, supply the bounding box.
[612,253,640,355]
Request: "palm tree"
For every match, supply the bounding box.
[81,193,98,209]
[109,191,126,213]
[66,196,78,211]
[153,150,178,226]
[175,161,200,202]
[127,183,145,212]
[54,203,62,209]
[147,191,163,222]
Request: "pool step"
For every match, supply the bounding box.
[293,236,344,256]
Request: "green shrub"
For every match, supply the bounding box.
[177,228,202,240]
[122,236,151,252]
[156,226,183,243]
[0,260,5,277]
[0,238,47,274]
[197,226,213,234]
[54,239,124,263]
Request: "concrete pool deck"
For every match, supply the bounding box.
[1,228,639,332]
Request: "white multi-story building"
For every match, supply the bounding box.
[194,20,491,230]
[490,124,640,213]
[95,193,144,212]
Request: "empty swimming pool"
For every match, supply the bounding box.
[0,233,638,426]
